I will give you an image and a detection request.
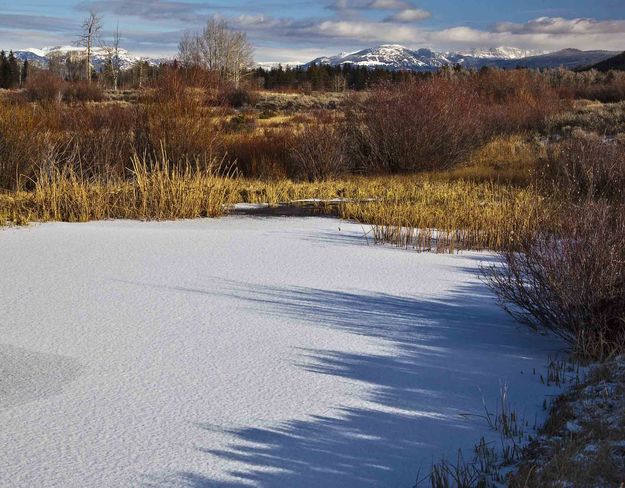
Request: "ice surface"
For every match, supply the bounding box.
[0,217,562,487]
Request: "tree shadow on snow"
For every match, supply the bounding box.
[140,262,561,488]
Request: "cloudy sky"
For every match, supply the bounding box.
[2,0,625,62]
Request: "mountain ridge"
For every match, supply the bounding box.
[13,46,164,71]
[12,44,622,73]
[586,51,625,72]
[305,44,620,71]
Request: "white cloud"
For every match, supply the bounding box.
[495,16,625,35]
[430,17,625,51]
[4,3,625,60]
[429,26,494,44]
[231,14,625,55]
[386,8,431,23]
[255,45,330,64]
[369,0,409,9]
[314,20,426,43]
[243,14,624,53]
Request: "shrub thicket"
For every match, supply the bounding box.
[486,133,625,360]
[328,72,562,175]
[290,121,349,180]
[24,71,65,103]
[1,68,571,188]
[485,202,625,360]
[24,72,104,103]
[219,85,258,108]
[540,134,625,202]
[343,79,489,173]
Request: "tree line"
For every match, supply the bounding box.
[255,64,429,91]
[0,51,28,89]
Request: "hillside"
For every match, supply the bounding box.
[589,51,625,71]
[494,48,620,70]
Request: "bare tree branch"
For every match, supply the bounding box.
[178,18,254,88]
[77,11,103,82]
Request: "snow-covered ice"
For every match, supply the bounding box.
[0,217,562,487]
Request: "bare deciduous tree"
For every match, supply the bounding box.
[178,32,202,68]
[77,11,103,82]
[178,18,254,87]
[104,24,122,90]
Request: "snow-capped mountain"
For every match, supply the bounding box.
[492,48,621,70]
[456,47,544,60]
[305,44,616,71]
[13,46,164,71]
[307,45,455,71]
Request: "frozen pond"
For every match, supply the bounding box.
[0,217,562,487]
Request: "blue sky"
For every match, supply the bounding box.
[2,1,624,62]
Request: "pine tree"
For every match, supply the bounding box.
[21,59,29,86]
[0,50,7,89]
[8,51,19,88]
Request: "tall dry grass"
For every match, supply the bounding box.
[2,168,549,253]
[340,180,550,252]
[424,135,545,186]
[229,175,551,252]
[1,150,238,224]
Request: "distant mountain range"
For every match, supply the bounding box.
[305,44,621,72]
[12,44,623,74]
[491,48,622,70]
[13,46,164,71]
[588,51,625,72]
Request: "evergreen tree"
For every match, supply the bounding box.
[254,63,436,92]
[21,59,29,86]
[0,50,7,89]
[8,51,19,88]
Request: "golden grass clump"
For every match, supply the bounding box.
[230,175,550,252]
[338,179,550,252]
[1,172,547,253]
[0,152,239,225]
[433,135,545,185]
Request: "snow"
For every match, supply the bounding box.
[0,217,562,487]
[23,47,47,57]
[457,47,545,60]
[14,46,163,71]
[230,202,271,210]
[306,44,549,71]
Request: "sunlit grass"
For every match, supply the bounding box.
[1,152,238,225]
[1,166,557,253]
[238,175,552,252]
